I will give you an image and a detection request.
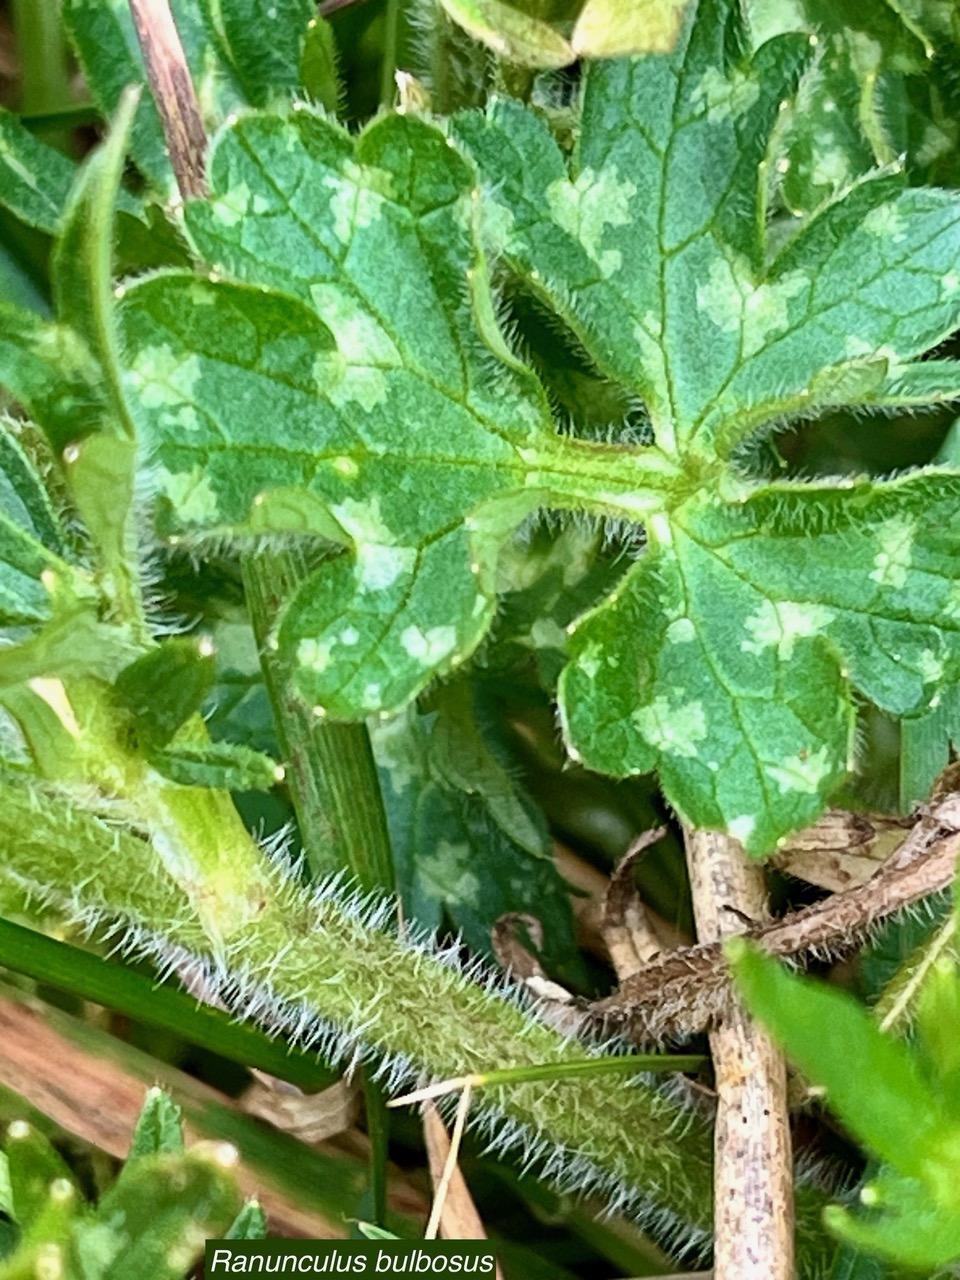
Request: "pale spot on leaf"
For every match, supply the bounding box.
[691,66,760,123]
[632,695,707,759]
[741,600,835,660]
[869,516,915,589]
[400,624,457,665]
[157,467,219,522]
[727,815,756,844]
[355,543,415,591]
[298,637,333,672]
[210,182,250,227]
[862,203,907,243]
[125,345,201,411]
[696,257,807,357]
[546,166,636,278]
[666,617,695,643]
[767,745,835,795]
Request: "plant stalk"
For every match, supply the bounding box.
[242,545,396,1224]
[242,547,396,893]
[13,0,72,117]
[683,827,794,1280]
[0,777,719,1242]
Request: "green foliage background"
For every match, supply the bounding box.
[0,0,959,1277]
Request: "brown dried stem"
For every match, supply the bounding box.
[594,798,960,1042]
[683,827,794,1280]
[128,0,207,200]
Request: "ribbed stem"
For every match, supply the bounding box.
[242,544,397,1222]
[241,546,395,893]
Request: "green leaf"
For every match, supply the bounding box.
[0,421,70,625]
[748,0,928,214]
[455,4,960,454]
[198,0,316,106]
[915,955,960,1104]
[729,941,949,1181]
[0,580,128,693]
[900,690,960,808]
[299,15,341,116]
[429,680,550,859]
[4,1122,79,1231]
[115,0,960,856]
[124,1090,185,1165]
[438,0,575,68]
[357,1223,400,1240]
[0,303,106,450]
[62,0,244,193]
[563,473,960,853]
[0,1154,11,1221]
[149,740,282,791]
[0,1176,79,1278]
[824,1169,960,1269]
[120,109,672,719]
[373,706,583,974]
[446,0,960,851]
[53,90,139,440]
[113,638,217,747]
[66,1147,241,1279]
[224,1200,267,1240]
[0,110,76,234]
[734,946,960,1267]
[826,1241,887,1280]
[882,0,959,46]
[488,521,626,690]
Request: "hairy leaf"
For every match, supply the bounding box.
[120,108,671,718]
[562,473,960,852]
[0,423,69,625]
[113,0,960,853]
[0,110,77,235]
[198,0,317,106]
[453,0,960,850]
[455,15,960,450]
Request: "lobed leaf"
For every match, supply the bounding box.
[459,40,960,454]
[562,473,960,852]
[110,0,960,853]
[120,108,671,718]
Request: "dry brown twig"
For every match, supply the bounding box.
[683,827,794,1280]
[593,795,960,1042]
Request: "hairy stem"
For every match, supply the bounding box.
[243,544,397,1221]
[0,776,717,1246]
